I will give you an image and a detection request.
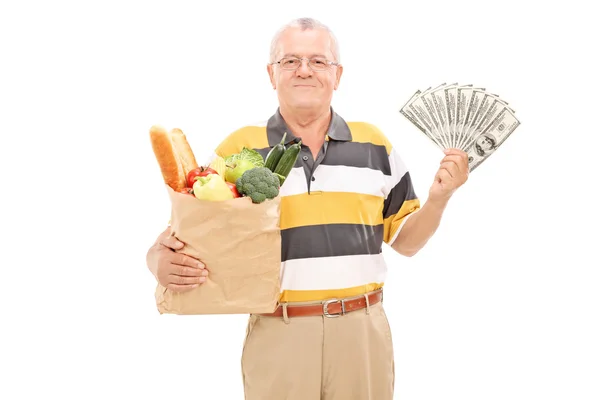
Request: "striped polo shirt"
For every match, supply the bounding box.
[210,107,421,303]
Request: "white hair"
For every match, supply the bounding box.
[269,17,341,63]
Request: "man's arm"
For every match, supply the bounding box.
[391,198,447,257]
[146,226,171,278]
[391,148,469,257]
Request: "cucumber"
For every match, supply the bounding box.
[274,140,302,178]
[264,132,287,172]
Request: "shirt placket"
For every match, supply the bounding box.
[299,140,329,194]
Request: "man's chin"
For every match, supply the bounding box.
[289,99,321,109]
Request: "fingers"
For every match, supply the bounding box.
[154,231,209,291]
[441,152,468,164]
[167,273,206,286]
[439,162,456,178]
[444,148,467,158]
[172,264,207,278]
[167,252,208,277]
[159,234,184,251]
[440,157,466,177]
[443,148,468,163]
[440,154,466,166]
[166,283,199,293]
[157,231,205,269]
[440,151,469,180]
[172,252,205,269]
[435,168,453,184]
[164,261,209,291]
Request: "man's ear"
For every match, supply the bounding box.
[267,64,276,90]
[334,64,343,90]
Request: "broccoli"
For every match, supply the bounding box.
[236,167,280,204]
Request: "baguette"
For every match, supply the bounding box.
[149,125,199,191]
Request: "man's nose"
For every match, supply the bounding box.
[295,60,313,77]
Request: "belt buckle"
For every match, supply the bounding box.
[323,298,345,318]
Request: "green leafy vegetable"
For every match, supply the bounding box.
[224,153,238,163]
[225,147,265,168]
[239,147,265,167]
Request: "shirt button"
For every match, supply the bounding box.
[311,176,315,181]
[302,155,309,161]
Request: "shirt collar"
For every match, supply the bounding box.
[266,106,352,147]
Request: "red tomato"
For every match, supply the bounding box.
[226,182,240,198]
[178,188,194,195]
[187,167,217,188]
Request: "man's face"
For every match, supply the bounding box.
[477,135,495,151]
[267,27,343,111]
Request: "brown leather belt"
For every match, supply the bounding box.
[259,289,383,318]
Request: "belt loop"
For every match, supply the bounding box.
[364,294,371,315]
[282,303,290,324]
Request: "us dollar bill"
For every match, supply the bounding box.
[429,82,457,148]
[446,84,471,148]
[465,93,515,151]
[465,106,521,171]
[444,84,458,148]
[399,90,445,150]
[401,87,448,149]
[417,83,451,148]
[458,88,487,150]
[455,86,483,150]
[461,90,513,150]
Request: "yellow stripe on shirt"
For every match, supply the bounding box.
[280,191,385,230]
[280,283,385,303]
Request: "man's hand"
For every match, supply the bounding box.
[391,149,469,257]
[146,227,208,293]
[428,148,470,205]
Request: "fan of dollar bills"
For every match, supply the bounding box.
[400,83,521,172]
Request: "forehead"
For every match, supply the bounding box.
[276,27,334,59]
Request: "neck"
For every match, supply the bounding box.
[279,104,332,141]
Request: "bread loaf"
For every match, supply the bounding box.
[149,125,198,191]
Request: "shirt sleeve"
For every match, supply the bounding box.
[213,126,250,160]
[382,146,421,245]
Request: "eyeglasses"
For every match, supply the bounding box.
[272,56,339,71]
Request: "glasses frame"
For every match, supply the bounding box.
[271,56,340,71]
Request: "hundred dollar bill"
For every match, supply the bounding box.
[444,84,458,148]
[461,90,498,148]
[461,89,513,149]
[417,83,451,148]
[401,86,448,149]
[465,92,517,153]
[445,84,471,148]
[455,86,483,151]
[457,87,488,150]
[465,106,521,172]
[428,82,457,149]
[399,90,445,150]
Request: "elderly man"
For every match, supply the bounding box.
[146,17,469,400]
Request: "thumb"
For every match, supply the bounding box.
[160,234,184,251]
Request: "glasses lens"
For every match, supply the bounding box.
[309,58,328,71]
[280,57,301,70]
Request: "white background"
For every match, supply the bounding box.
[1,0,599,399]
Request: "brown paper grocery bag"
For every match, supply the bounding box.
[155,185,282,315]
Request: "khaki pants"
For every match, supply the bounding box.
[241,300,395,399]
